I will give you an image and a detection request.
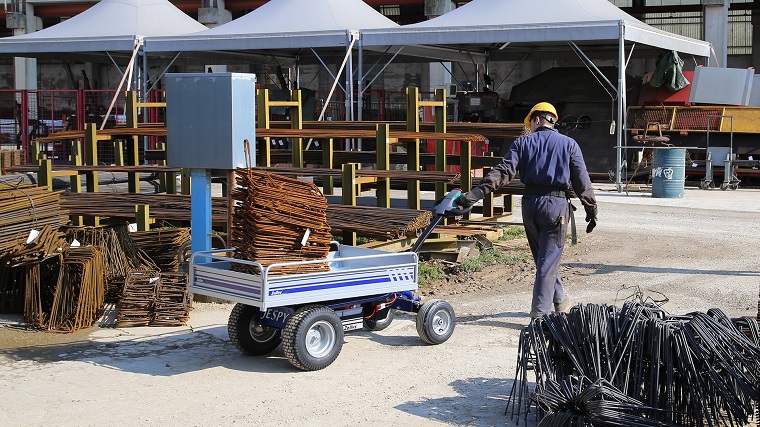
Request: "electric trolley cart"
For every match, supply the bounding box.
[189,190,470,371]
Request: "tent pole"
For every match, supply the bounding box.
[616,25,625,193]
[310,48,346,93]
[569,41,617,95]
[305,35,357,150]
[147,52,181,92]
[362,46,404,90]
[358,38,363,150]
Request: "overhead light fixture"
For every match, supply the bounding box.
[498,42,511,50]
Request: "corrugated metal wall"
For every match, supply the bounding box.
[610,0,752,55]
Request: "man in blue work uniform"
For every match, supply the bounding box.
[456,102,597,318]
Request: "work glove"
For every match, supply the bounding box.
[585,206,598,233]
[455,188,483,208]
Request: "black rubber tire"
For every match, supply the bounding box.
[416,299,456,345]
[282,305,344,371]
[228,303,282,356]
[364,308,396,331]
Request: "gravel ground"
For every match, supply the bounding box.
[0,183,758,426]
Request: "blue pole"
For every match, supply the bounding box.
[190,168,213,260]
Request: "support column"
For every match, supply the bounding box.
[190,169,213,256]
[423,0,454,93]
[703,0,728,67]
[8,4,41,90]
[198,0,232,28]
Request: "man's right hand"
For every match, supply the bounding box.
[585,206,598,233]
[455,188,484,208]
[455,193,475,208]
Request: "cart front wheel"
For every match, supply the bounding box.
[282,305,344,371]
[364,308,396,331]
[416,299,456,345]
[228,303,282,356]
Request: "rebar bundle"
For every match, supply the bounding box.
[232,168,332,275]
[0,149,24,174]
[130,227,191,272]
[151,272,191,326]
[0,180,69,254]
[65,225,156,301]
[117,270,156,327]
[60,192,229,223]
[0,225,67,314]
[61,192,434,240]
[508,302,760,426]
[47,246,106,333]
[326,205,432,239]
[116,271,191,327]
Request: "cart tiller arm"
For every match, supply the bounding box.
[410,189,472,253]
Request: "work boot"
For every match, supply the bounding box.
[554,297,574,313]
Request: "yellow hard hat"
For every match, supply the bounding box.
[523,102,558,127]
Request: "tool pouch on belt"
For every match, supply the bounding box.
[568,201,577,246]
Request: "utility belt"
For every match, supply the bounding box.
[523,185,569,199]
[523,185,578,246]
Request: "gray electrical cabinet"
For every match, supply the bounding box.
[166,73,256,170]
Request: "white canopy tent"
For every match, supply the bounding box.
[145,0,401,122]
[359,0,713,189]
[0,0,207,59]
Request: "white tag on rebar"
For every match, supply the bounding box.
[71,239,81,248]
[128,223,137,232]
[26,229,39,245]
[301,229,311,246]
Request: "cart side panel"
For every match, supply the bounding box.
[191,262,265,307]
[265,264,417,307]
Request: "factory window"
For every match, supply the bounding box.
[379,5,401,16]
[642,8,752,56]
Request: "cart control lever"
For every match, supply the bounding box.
[434,189,473,218]
[410,190,473,253]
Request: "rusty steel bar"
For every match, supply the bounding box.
[60,192,433,240]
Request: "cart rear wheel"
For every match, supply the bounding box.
[228,303,282,356]
[282,305,343,371]
[416,299,455,345]
[364,308,396,331]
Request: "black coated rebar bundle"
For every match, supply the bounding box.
[46,246,106,333]
[533,376,678,427]
[508,302,760,427]
[232,168,332,275]
[65,225,156,301]
[0,180,69,254]
[129,227,191,272]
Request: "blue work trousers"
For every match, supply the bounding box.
[521,195,569,317]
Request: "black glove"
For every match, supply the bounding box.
[456,188,484,208]
[585,206,598,233]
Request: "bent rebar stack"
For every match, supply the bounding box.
[232,169,331,275]
[508,302,760,426]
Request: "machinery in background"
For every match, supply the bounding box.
[627,68,760,186]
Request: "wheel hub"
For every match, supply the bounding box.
[432,310,451,336]
[305,320,336,358]
[249,319,277,343]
